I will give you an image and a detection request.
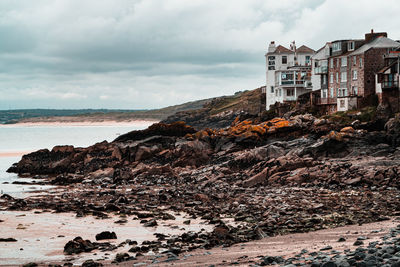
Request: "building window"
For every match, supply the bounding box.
[330,58,334,68]
[352,86,358,95]
[348,42,355,51]
[270,86,274,93]
[337,88,347,97]
[336,72,339,82]
[341,72,347,82]
[287,88,294,96]
[330,87,334,98]
[305,56,311,65]
[353,70,357,80]
[340,100,345,108]
[341,57,347,67]
[337,58,340,68]
[279,89,282,97]
[332,42,342,52]
[282,56,287,64]
[281,72,294,85]
[268,56,275,70]
[353,56,357,66]
[322,75,327,85]
[330,74,334,83]
[360,58,363,68]
[322,89,327,98]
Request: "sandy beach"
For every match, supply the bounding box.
[0,152,29,158]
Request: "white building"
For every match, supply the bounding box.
[265,41,315,110]
[311,43,330,99]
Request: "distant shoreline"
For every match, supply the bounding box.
[0,119,159,127]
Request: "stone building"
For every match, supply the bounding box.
[376,48,400,112]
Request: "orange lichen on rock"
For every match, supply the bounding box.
[326,130,343,141]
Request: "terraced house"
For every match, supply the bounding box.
[267,30,400,114]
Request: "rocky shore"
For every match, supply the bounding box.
[3,113,400,266]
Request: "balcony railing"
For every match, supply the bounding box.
[316,98,337,105]
[277,80,306,87]
[382,80,399,89]
[314,66,328,74]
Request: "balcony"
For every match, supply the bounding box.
[382,80,399,90]
[316,98,337,105]
[277,80,307,87]
[314,66,328,74]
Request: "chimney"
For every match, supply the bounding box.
[365,29,387,43]
[268,41,276,53]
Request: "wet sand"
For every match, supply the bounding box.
[131,218,399,266]
[1,210,398,266]
[0,210,211,266]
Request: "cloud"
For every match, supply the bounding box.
[0,0,399,109]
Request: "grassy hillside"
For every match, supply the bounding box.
[0,87,265,125]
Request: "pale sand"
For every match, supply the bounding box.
[0,210,211,266]
[0,120,158,127]
[0,151,30,158]
[145,219,399,267]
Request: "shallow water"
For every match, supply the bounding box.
[0,123,153,196]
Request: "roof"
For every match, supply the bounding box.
[377,61,397,74]
[350,37,400,55]
[312,43,331,60]
[273,45,293,54]
[296,45,315,54]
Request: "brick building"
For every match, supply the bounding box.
[313,30,400,114]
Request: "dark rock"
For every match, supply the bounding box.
[95,231,117,241]
[115,253,135,262]
[64,236,96,254]
[0,238,17,242]
[143,219,158,227]
[354,240,364,246]
[81,259,103,267]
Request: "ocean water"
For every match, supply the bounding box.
[0,122,153,196]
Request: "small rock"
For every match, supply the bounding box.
[95,231,117,241]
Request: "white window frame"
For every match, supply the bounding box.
[336,72,339,82]
[330,74,334,84]
[353,56,357,66]
[341,72,347,82]
[341,57,347,67]
[330,58,334,68]
[348,42,355,51]
[353,70,357,80]
[360,58,363,68]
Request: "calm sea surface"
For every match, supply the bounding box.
[0,123,152,196]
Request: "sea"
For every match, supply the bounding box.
[0,122,153,196]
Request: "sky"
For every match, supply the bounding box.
[0,0,400,110]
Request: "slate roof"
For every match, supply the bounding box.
[350,37,400,55]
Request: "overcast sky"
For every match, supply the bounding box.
[0,0,399,109]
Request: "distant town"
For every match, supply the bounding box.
[265,29,400,114]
